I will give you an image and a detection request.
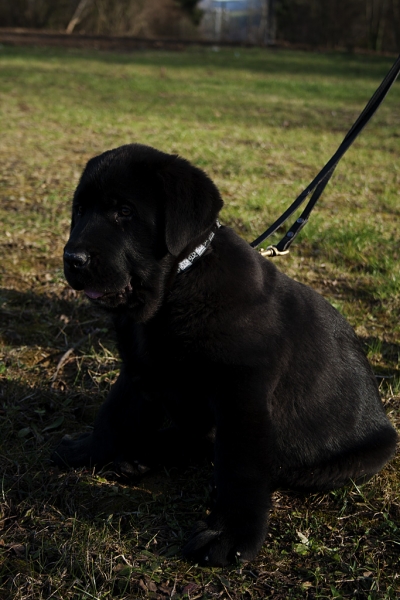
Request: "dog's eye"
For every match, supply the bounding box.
[76,205,83,216]
[119,206,132,217]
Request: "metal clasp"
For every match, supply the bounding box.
[260,246,290,258]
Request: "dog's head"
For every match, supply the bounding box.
[63,144,223,321]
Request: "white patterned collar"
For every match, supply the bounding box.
[177,220,221,274]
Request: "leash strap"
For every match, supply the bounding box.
[251,53,400,254]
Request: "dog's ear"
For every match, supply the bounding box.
[158,157,223,257]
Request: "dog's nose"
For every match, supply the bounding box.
[64,250,90,269]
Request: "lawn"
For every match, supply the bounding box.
[0,44,399,599]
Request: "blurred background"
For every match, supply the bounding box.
[0,0,399,52]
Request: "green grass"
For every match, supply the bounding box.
[0,45,399,598]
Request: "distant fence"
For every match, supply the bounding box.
[0,27,397,55]
[0,27,269,51]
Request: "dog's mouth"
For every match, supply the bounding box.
[84,282,133,307]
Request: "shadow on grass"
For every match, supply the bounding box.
[0,375,212,597]
[0,286,109,349]
[0,376,212,569]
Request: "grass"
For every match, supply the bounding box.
[0,44,399,598]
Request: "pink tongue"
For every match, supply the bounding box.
[85,290,104,299]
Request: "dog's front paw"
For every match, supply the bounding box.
[51,432,94,468]
[182,518,265,567]
[113,458,151,479]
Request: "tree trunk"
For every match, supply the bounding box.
[66,0,93,34]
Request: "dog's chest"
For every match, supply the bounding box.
[115,311,210,378]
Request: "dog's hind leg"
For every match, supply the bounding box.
[275,424,398,493]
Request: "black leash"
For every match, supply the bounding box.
[251,53,400,257]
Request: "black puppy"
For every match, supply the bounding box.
[54,143,397,566]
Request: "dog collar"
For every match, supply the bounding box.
[177,220,221,274]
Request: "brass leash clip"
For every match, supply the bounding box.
[260,246,290,258]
